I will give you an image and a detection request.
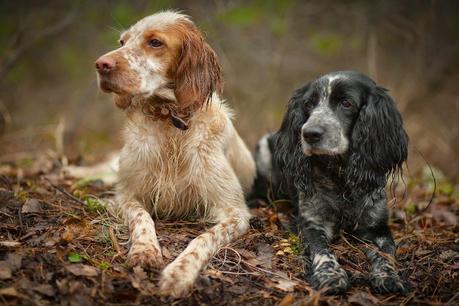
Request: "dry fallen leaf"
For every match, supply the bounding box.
[33,284,56,297]
[0,264,12,280]
[256,243,273,269]
[65,264,99,277]
[0,241,21,248]
[278,294,295,306]
[22,198,42,213]
[0,287,19,297]
[348,291,380,306]
[6,253,22,271]
[271,275,298,292]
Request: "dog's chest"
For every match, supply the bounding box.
[118,112,227,219]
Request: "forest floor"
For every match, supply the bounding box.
[0,154,457,306]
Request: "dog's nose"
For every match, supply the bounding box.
[302,126,325,144]
[95,56,116,74]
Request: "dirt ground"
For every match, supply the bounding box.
[0,155,457,306]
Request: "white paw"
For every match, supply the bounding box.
[159,261,196,298]
[127,245,164,269]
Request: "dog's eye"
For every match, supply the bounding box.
[340,100,353,109]
[119,39,125,46]
[148,39,163,48]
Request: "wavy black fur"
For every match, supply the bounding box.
[254,71,409,294]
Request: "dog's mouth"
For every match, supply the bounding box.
[99,79,124,94]
[301,138,349,156]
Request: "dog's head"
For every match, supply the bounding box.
[276,71,408,189]
[95,11,222,109]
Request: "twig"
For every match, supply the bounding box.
[109,226,122,256]
[0,9,77,81]
[43,177,86,206]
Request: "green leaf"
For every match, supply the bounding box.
[98,261,111,270]
[68,252,83,263]
[404,202,417,215]
[84,197,105,214]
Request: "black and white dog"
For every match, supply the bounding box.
[255,71,409,294]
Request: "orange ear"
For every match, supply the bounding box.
[174,24,223,109]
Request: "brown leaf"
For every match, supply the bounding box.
[22,198,42,213]
[0,287,18,297]
[235,248,257,260]
[278,294,295,306]
[65,264,99,277]
[0,241,21,248]
[226,285,247,294]
[439,250,458,261]
[0,264,12,280]
[0,253,22,280]
[430,203,457,225]
[6,253,22,271]
[348,291,380,306]
[33,284,55,297]
[271,274,298,292]
[130,266,147,290]
[256,243,273,269]
[161,246,172,260]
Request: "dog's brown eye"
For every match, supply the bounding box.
[148,39,163,48]
[341,100,353,109]
[119,39,125,46]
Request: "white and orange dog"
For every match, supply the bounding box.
[71,11,255,297]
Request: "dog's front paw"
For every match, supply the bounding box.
[370,267,408,294]
[127,245,164,269]
[159,261,196,298]
[310,265,350,294]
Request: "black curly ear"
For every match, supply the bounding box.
[347,87,408,190]
[272,84,312,197]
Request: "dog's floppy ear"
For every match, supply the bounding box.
[347,86,408,189]
[273,84,312,195]
[175,23,222,109]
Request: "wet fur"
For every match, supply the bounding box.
[254,71,409,294]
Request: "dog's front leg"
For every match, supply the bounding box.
[117,194,163,268]
[159,167,250,297]
[298,194,349,294]
[354,224,408,294]
[159,208,250,297]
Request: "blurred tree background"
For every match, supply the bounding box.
[0,0,458,181]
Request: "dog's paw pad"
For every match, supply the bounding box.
[127,247,164,269]
[309,266,350,294]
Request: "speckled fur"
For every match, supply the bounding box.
[67,11,255,298]
[254,71,409,294]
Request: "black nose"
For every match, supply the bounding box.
[302,126,325,144]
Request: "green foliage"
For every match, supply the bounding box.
[72,178,98,190]
[98,261,111,270]
[14,190,28,204]
[288,233,302,255]
[219,5,261,26]
[95,227,111,246]
[404,201,417,215]
[111,3,139,28]
[85,197,106,214]
[58,45,86,81]
[421,166,455,196]
[68,252,83,263]
[218,0,295,35]
[310,32,343,55]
